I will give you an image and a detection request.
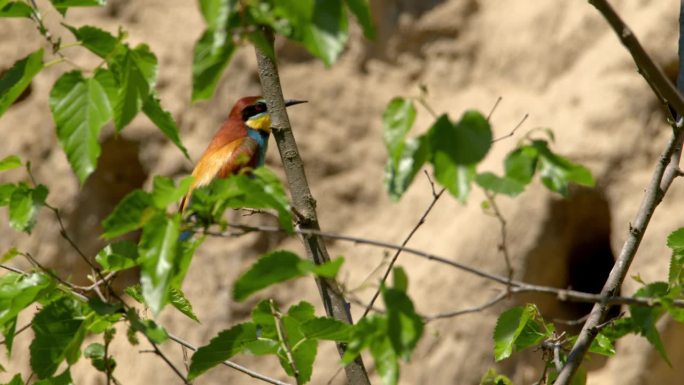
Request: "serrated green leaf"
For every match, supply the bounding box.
[429,111,492,165]
[191,29,236,101]
[344,0,375,39]
[49,0,105,16]
[30,297,85,379]
[50,71,112,183]
[280,315,317,383]
[188,322,258,380]
[0,49,43,118]
[475,172,525,197]
[139,212,181,316]
[33,370,74,385]
[0,272,52,326]
[101,189,155,239]
[124,284,144,304]
[169,287,199,323]
[233,250,308,301]
[630,282,671,366]
[8,183,48,233]
[667,228,684,251]
[0,155,21,171]
[504,145,538,185]
[64,24,120,58]
[142,96,190,159]
[300,317,352,341]
[109,44,157,131]
[150,176,193,209]
[432,153,475,203]
[383,286,423,361]
[385,134,430,200]
[231,168,293,232]
[95,240,139,272]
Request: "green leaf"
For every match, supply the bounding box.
[280,314,317,383]
[101,189,155,239]
[139,213,181,316]
[383,287,423,361]
[392,266,408,293]
[49,0,105,16]
[188,322,258,380]
[191,29,236,101]
[33,370,74,385]
[0,272,52,326]
[630,282,671,366]
[231,168,293,232]
[245,30,275,61]
[588,333,616,356]
[0,49,43,118]
[310,256,344,278]
[300,317,352,341]
[1,316,17,356]
[30,297,85,379]
[169,287,199,323]
[504,145,538,184]
[8,183,48,233]
[150,176,193,209]
[0,183,16,206]
[344,0,375,39]
[142,96,190,159]
[233,250,309,301]
[667,228,684,251]
[429,111,492,165]
[128,311,169,343]
[371,334,399,385]
[493,304,546,361]
[124,284,144,304]
[475,172,525,197]
[432,154,475,203]
[84,342,104,359]
[385,134,430,200]
[480,368,513,385]
[64,25,120,58]
[0,155,21,171]
[109,44,158,131]
[0,2,32,17]
[50,71,113,183]
[532,140,595,196]
[275,0,349,66]
[198,0,236,29]
[383,97,416,161]
[84,342,113,372]
[95,240,139,272]
[1,374,23,385]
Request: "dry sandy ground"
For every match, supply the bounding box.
[2,0,684,384]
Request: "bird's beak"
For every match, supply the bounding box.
[284,99,307,107]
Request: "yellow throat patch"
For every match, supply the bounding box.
[246,114,271,131]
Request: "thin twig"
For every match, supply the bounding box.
[491,113,528,143]
[486,96,502,122]
[483,191,513,282]
[270,300,300,385]
[205,224,684,309]
[362,175,446,318]
[423,290,509,322]
[0,322,32,345]
[142,340,190,385]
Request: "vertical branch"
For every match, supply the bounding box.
[556,2,684,383]
[253,29,371,385]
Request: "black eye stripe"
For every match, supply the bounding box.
[242,102,267,121]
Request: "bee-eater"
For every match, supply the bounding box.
[179,96,306,212]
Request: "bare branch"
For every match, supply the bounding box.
[253,28,370,385]
[491,113,528,143]
[362,177,446,318]
[483,191,513,282]
[424,290,509,322]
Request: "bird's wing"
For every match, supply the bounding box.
[180,137,259,212]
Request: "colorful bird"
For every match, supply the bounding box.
[179,96,306,212]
